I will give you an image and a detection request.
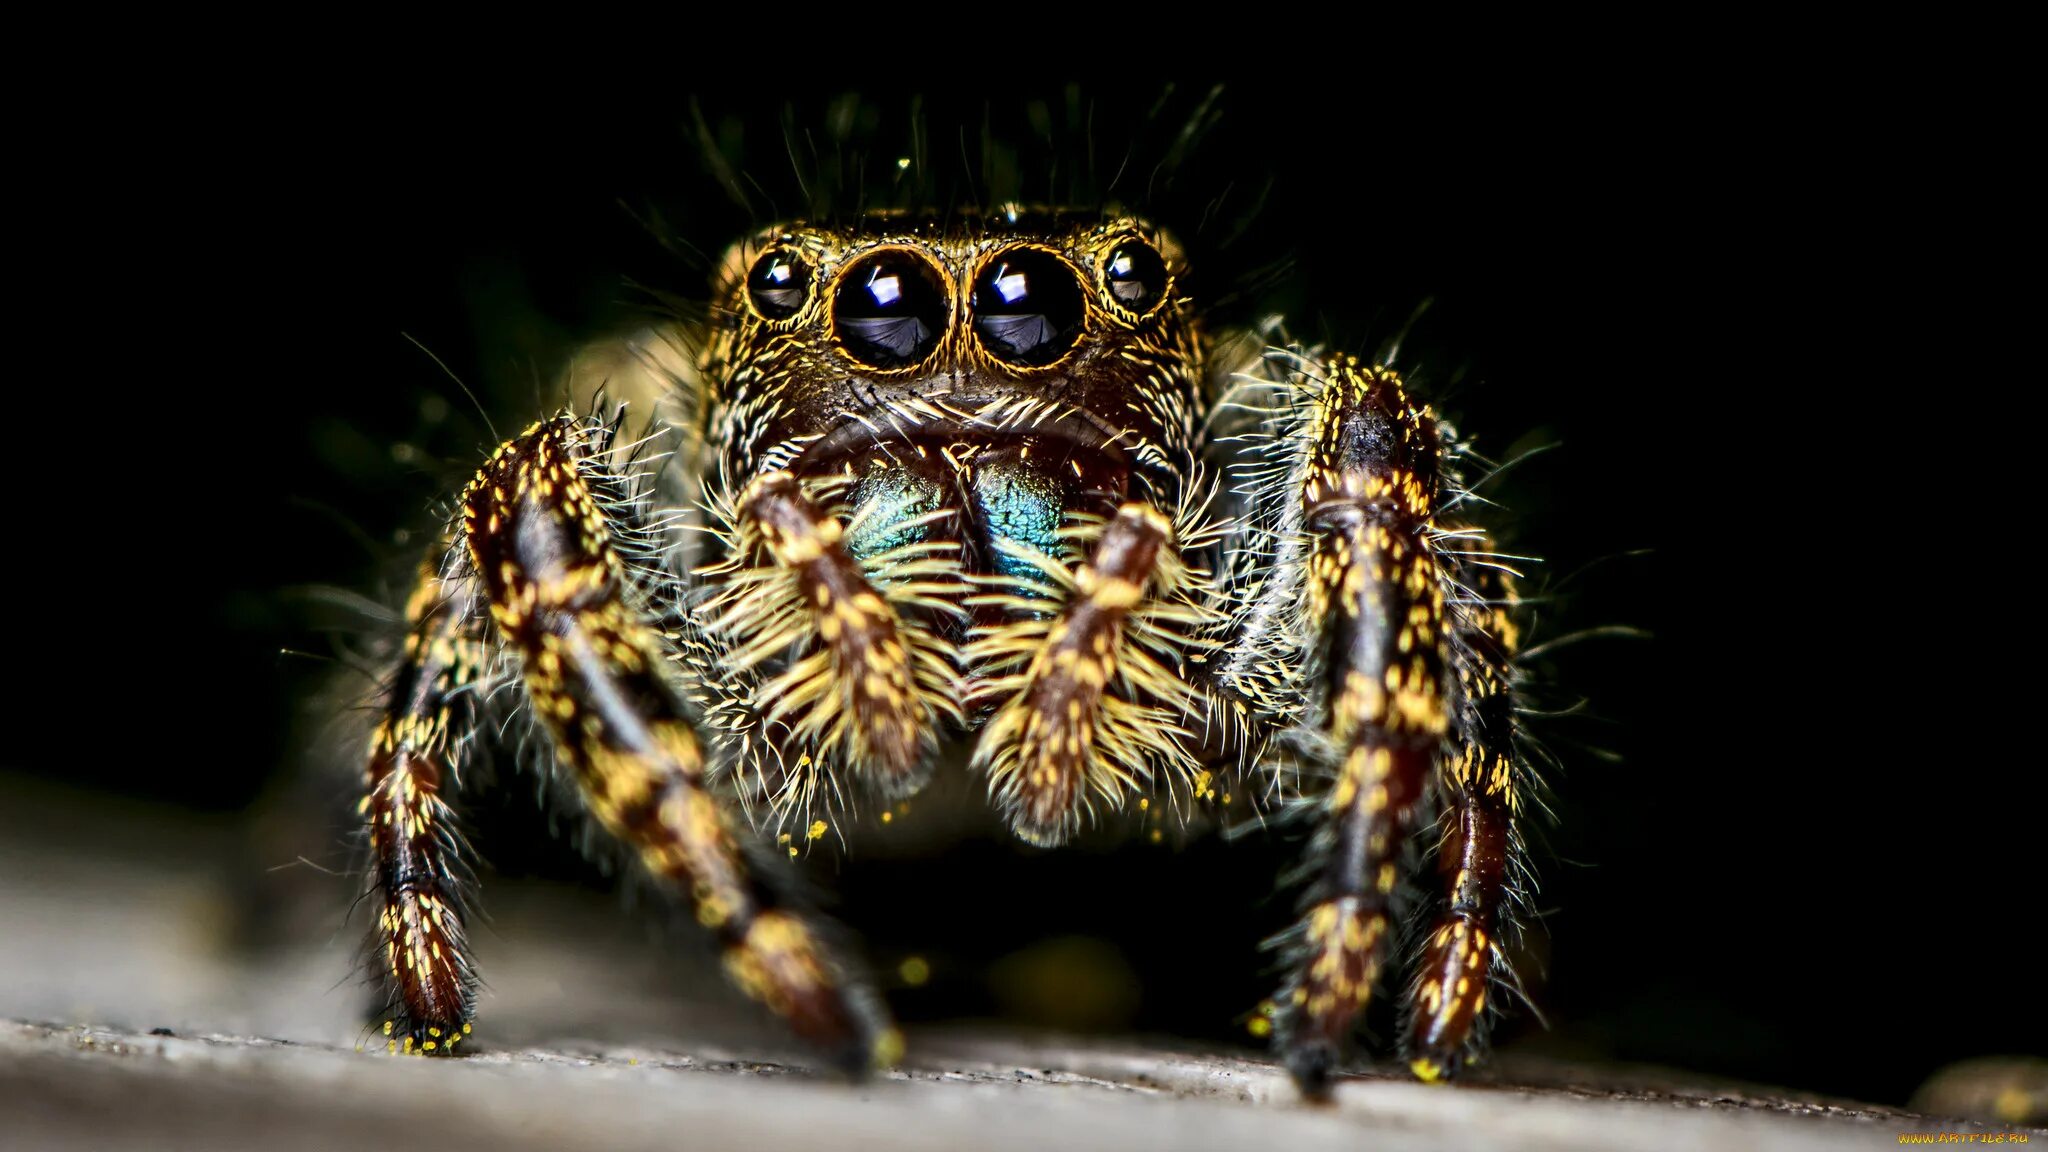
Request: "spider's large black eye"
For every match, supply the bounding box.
[834,250,948,369]
[746,249,810,320]
[1103,239,1168,314]
[971,248,1085,367]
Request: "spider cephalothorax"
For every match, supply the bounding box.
[356,208,1537,1096]
[688,213,1219,847]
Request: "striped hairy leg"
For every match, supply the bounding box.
[1217,354,1529,1097]
[1406,558,1531,1082]
[968,502,1214,848]
[360,551,488,1054]
[361,415,894,1069]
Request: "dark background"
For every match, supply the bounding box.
[20,80,2035,1106]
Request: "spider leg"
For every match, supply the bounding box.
[1407,559,1527,1081]
[723,471,953,799]
[456,417,893,1070]
[1225,354,1452,1097]
[362,551,490,1054]
[969,502,1208,846]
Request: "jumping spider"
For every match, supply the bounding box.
[359,208,1535,1096]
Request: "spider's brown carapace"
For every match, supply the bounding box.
[356,209,1538,1096]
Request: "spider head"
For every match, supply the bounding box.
[700,210,1202,487]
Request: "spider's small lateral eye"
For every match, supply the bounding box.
[1102,239,1168,315]
[834,250,949,370]
[971,248,1085,367]
[746,250,811,321]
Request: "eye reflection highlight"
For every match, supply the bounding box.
[834,250,948,369]
[972,249,1084,367]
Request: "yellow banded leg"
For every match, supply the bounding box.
[462,418,894,1070]
[1274,358,1452,1097]
[1407,559,1524,1081]
[735,471,938,798]
[972,503,1183,847]
[362,552,488,1055]
[1406,790,1511,1082]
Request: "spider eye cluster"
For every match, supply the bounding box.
[745,233,1172,372]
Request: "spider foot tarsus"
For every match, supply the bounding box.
[1406,561,1526,1082]
[1405,806,1503,1082]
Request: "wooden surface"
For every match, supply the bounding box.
[7,1019,2011,1152]
[1,781,2037,1151]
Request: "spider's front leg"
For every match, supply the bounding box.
[364,415,893,1069]
[1224,353,1530,1097]
[1268,356,1449,1094]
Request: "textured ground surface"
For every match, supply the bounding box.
[5,1019,1997,1152]
[2,781,2037,1151]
